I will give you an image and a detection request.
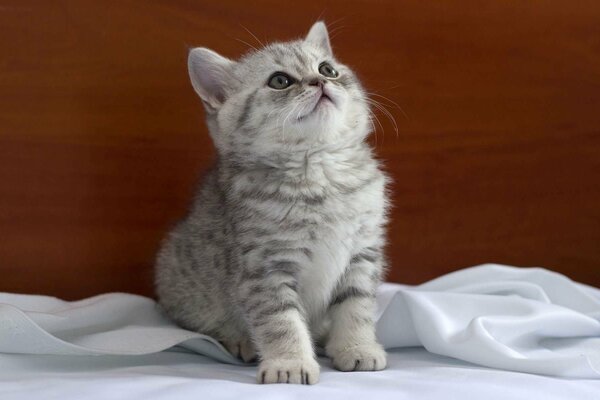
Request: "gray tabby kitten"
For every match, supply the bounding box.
[155,22,389,385]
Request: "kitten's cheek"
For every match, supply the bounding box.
[332,93,348,111]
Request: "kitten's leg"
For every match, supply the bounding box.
[222,335,257,363]
[239,259,319,384]
[325,247,387,371]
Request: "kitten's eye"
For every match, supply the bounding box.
[318,62,339,78]
[267,73,294,90]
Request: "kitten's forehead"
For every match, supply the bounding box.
[235,40,327,81]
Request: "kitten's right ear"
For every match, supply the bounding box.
[305,21,332,55]
[188,47,236,113]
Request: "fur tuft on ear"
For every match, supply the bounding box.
[188,47,236,113]
[305,21,332,55]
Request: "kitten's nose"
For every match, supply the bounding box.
[307,77,326,87]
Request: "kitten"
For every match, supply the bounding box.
[155,21,389,385]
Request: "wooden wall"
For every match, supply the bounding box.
[1,0,599,299]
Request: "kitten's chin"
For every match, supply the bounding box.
[297,95,335,121]
[291,116,348,145]
[295,102,339,134]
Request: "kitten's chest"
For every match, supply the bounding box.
[233,152,385,317]
[292,166,385,319]
[296,221,355,320]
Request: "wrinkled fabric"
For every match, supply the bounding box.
[2,349,599,400]
[1,264,599,378]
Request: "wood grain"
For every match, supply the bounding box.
[1,0,599,299]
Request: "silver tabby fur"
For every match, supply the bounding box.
[155,22,389,385]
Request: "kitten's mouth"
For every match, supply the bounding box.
[297,91,335,121]
[319,92,332,103]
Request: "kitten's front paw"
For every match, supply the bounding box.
[223,338,257,363]
[257,358,320,385]
[330,343,387,372]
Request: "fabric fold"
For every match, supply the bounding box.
[1,264,599,378]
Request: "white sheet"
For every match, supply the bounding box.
[1,264,600,398]
[1,349,599,400]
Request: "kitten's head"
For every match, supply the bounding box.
[188,22,370,158]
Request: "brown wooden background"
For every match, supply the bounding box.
[1,0,599,300]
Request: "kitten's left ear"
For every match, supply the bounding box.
[188,47,237,113]
[305,21,332,55]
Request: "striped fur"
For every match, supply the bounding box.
[155,22,389,385]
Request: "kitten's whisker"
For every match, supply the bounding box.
[361,102,386,141]
[234,37,258,52]
[329,26,346,40]
[349,94,398,139]
[361,97,399,137]
[328,25,346,36]
[327,17,351,40]
[366,115,376,133]
[366,92,409,121]
[275,102,296,131]
[266,108,278,120]
[369,109,386,142]
[240,24,265,48]
[365,92,400,108]
[367,115,378,146]
[326,16,348,30]
[371,102,398,138]
[316,9,326,21]
[330,32,344,40]
[275,109,287,141]
[280,103,300,142]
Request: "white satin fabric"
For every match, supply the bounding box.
[2,349,599,400]
[1,264,599,379]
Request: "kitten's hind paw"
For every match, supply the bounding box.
[258,358,320,384]
[223,338,257,363]
[330,343,387,372]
